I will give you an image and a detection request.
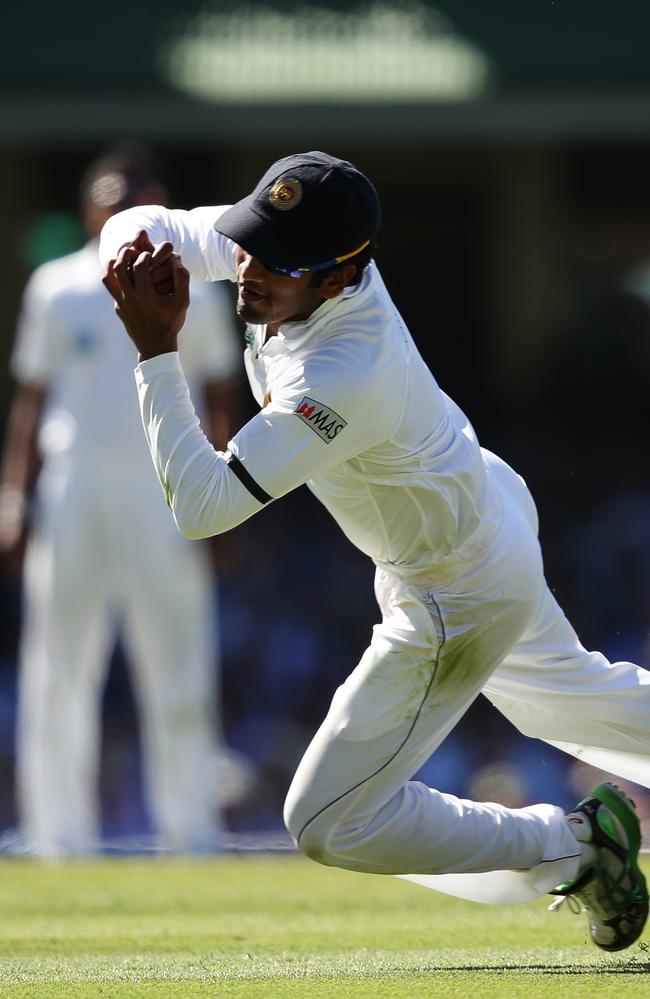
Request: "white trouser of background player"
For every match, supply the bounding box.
[16,453,220,855]
[284,453,650,903]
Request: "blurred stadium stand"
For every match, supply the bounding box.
[0,0,649,845]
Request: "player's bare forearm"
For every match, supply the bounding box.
[103,243,190,362]
[0,382,45,566]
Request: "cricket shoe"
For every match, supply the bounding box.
[548,782,648,952]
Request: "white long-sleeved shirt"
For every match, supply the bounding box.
[100,205,504,584]
[14,238,240,465]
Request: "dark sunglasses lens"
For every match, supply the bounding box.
[266,262,306,278]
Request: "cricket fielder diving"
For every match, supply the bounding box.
[101,151,650,951]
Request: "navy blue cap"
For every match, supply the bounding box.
[213,151,381,274]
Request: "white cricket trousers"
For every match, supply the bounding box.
[16,455,220,855]
[284,453,650,904]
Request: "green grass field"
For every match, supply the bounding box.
[0,854,648,998]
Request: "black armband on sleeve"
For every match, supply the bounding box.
[224,452,272,505]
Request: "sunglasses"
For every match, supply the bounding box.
[264,240,370,279]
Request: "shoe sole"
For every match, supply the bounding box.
[591,783,641,859]
[590,782,648,952]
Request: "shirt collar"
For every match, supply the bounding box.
[256,264,374,354]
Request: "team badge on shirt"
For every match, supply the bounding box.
[71,328,100,355]
[295,397,347,443]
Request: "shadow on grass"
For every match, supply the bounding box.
[427,962,650,975]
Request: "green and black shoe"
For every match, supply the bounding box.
[549,782,648,952]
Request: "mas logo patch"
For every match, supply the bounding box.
[295,397,347,444]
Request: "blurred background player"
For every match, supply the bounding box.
[0,145,242,856]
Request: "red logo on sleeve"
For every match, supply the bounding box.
[294,396,347,444]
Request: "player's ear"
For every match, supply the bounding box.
[320,264,357,300]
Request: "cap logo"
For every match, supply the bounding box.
[269,177,303,212]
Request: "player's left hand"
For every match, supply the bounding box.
[103,244,190,362]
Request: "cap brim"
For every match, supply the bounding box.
[215,195,324,270]
[214,197,287,266]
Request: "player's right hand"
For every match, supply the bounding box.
[103,245,190,362]
[115,232,176,295]
[149,241,177,296]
